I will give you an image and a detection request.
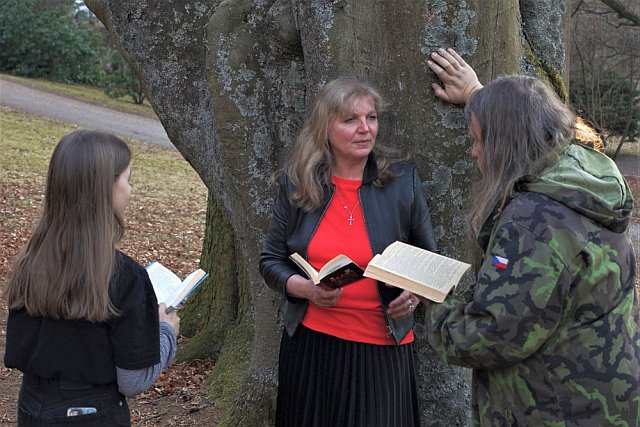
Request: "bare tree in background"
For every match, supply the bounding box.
[571,0,640,157]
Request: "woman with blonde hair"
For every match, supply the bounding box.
[4,130,180,426]
[260,77,437,426]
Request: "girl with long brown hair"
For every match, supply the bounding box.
[4,130,180,426]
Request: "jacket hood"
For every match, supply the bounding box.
[514,142,633,233]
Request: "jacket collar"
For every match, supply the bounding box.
[362,153,379,184]
[325,153,379,195]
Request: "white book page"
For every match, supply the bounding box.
[289,252,320,283]
[172,269,207,307]
[146,262,183,305]
[183,269,203,286]
[370,242,469,291]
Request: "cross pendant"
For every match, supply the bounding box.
[348,214,354,226]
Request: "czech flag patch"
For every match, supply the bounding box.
[492,255,509,270]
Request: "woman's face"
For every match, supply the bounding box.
[327,96,378,165]
[112,165,132,216]
[469,113,484,171]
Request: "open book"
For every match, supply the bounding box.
[363,241,471,303]
[146,261,209,312]
[289,253,364,289]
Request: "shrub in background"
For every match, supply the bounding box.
[103,49,147,105]
[0,0,105,85]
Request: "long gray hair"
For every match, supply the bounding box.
[464,76,575,236]
[5,130,131,322]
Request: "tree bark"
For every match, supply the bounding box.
[85,1,570,424]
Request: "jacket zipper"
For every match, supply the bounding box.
[360,186,398,342]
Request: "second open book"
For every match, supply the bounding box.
[146,261,209,312]
[290,241,471,303]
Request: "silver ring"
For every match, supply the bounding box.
[408,302,413,311]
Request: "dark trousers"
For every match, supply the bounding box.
[17,374,130,426]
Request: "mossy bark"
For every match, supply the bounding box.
[176,192,255,424]
[177,191,244,361]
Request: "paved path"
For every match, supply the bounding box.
[0,77,174,149]
[615,153,639,177]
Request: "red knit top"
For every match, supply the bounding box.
[301,176,414,345]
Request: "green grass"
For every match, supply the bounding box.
[0,107,68,186]
[0,106,201,191]
[0,73,157,119]
[0,106,186,185]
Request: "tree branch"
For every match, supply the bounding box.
[599,0,639,26]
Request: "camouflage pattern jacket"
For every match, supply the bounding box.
[426,143,639,426]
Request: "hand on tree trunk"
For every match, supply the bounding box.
[428,48,483,105]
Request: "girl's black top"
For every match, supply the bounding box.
[4,252,160,385]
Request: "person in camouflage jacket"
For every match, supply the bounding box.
[426,51,639,426]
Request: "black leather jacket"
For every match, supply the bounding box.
[259,154,437,344]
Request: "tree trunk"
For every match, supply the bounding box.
[85,1,570,424]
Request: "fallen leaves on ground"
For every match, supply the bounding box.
[128,358,219,426]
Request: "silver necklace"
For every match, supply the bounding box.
[334,192,360,226]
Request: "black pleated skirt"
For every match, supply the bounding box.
[276,325,421,427]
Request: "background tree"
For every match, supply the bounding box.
[85,1,571,425]
[570,0,639,156]
[0,0,147,105]
[0,0,104,84]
